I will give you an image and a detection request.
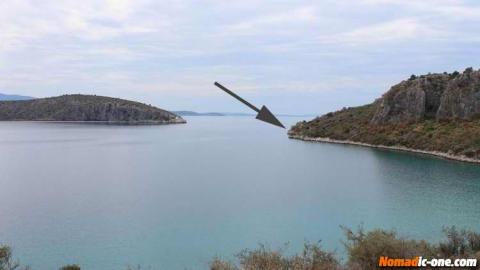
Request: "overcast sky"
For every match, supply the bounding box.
[1,0,479,114]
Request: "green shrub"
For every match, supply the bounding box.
[342,226,434,270]
[210,258,237,270]
[0,246,24,270]
[289,242,341,270]
[439,226,480,257]
[237,244,288,270]
[210,242,341,270]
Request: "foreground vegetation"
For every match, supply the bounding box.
[2,226,480,270]
[211,226,480,270]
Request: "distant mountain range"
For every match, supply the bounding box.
[0,93,314,119]
[0,93,35,101]
[174,111,315,117]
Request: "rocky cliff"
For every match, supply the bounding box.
[372,68,480,124]
[0,94,185,124]
[289,68,480,162]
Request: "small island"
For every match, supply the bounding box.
[0,94,186,125]
[289,68,480,163]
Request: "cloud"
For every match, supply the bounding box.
[226,6,318,33]
[320,18,435,45]
[0,0,161,51]
[433,3,480,19]
[360,0,480,20]
[0,0,479,113]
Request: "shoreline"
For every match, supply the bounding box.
[288,134,480,164]
[0,119,187,125]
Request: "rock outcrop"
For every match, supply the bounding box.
[289,68,480,162]
[0,94,185,124]
[372,68,480,124]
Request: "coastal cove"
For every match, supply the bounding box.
[2,116,480,269]
[288,135,480,164]
[3,0,480,269]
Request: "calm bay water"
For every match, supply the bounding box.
[1,117,480,269]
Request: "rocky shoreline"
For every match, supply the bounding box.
[288,134,480,164]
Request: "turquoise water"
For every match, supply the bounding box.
[1,117,480,269]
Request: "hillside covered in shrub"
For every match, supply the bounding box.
[289,68,480,162]
[0,94,185,124]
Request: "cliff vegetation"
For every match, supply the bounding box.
[289,68,480,161]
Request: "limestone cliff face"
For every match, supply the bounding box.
[437,70,480,119]
[372,68,480,124]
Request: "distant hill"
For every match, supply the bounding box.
[0,94,185,124]
[174,111,224,116]
[289,68,480,163]
[0,93,34,101]
[221,112,315,117]
[222,112,254,116]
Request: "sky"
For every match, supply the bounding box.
[1,0,480,115]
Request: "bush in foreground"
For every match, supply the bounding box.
[210,226,480,270]
[2,226,480,270]
[0,246,25,270]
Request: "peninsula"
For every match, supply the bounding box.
[289,68,480,163]
[0,94,185,124]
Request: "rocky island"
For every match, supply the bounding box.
[289,68,480,163]
[0,94,185,124]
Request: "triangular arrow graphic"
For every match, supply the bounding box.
[256,105,285,128]
[214,82,285,129]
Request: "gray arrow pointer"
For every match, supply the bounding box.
[214,82,285,129]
